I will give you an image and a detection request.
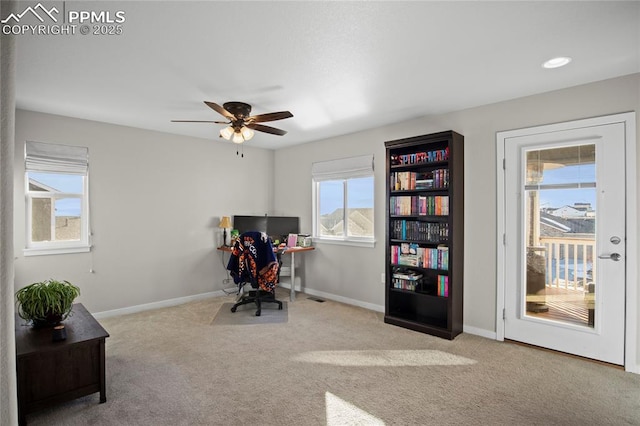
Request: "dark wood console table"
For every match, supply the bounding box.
[15,303,109,425]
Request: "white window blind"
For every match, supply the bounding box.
[25,141,88,175]
[311,154,374,181]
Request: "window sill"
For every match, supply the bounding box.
[24,245,91,257]
[312,238,376,248]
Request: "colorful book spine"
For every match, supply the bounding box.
[393,148,449,166]
[437,275,449,297]
[390,245,448,270]
[390,220,449,242]
[390,196,449,216]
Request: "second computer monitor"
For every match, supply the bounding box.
[232,215,299,243]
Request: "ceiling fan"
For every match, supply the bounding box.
[172,101,293,144]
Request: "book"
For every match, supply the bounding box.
[437,275,449,297]
[392,267,423,291]
[398,242,420,266]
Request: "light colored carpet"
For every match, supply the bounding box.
[212,302,288,325]
[23,288,640,425]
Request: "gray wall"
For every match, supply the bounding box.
[273,73,640,337]
[14,110,275,313]
[12,74,640,364]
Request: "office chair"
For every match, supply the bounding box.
[227,231,283,316]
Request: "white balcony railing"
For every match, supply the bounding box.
[538,236,595,291]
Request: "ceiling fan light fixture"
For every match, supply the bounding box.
[232,132,244,144]
[220,126,234,140]
[173,101,292,149]
[241,126,254,141]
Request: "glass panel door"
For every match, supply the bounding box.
[524,144,596,328]
[503,120,626,365]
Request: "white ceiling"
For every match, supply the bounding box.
[14,1,640,149]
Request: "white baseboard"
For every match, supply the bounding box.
[298,287,385,313]
[463,325,497,340]
[287,287,504,341]
[92,290,227,320]
[92,286,500,346]
[278,279,301,292]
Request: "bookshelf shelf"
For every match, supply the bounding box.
[385,131,464,340]
[391,162,448,170]
[389,286,449,298]
[388,214,449,218]
[391,189,449,193]
[389,264,447,273]
[390,240,448,245]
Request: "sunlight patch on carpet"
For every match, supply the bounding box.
[326,391,385,426]
[293,349,476,366]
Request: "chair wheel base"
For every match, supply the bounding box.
[230,289,282,317]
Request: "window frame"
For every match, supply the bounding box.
[24,142,91,256]
[311,155,375,248]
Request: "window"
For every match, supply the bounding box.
[25,141,90,256]
[312,155,375,246]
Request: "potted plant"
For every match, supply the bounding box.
[16,279,81,328]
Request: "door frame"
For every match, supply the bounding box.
[496,112,638,373]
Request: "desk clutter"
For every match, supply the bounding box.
[281,233,312,248]
[229,231,312,249]
[227,215,312,248]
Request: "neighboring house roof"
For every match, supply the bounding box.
[28,178,59,192]
[572,203,592,211]
[320,208,373,236]
[540,215,571,233]
[548,205,587,218]
[348,209,373,235]
[540,211,595,236]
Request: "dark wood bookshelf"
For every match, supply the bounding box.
[384,130,464,340]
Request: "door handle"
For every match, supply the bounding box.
[598,253,621,261]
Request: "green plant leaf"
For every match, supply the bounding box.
[15,279,80,325]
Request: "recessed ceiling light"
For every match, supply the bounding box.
[542,57,572,69]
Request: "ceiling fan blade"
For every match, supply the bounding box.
[248,123,288,136]
[247,111,293,123]
[171,120,228,123]
[204,101,235,120]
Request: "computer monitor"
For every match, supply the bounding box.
[267,216,299,241]
[232,215,268,234]
[232,215,299,243]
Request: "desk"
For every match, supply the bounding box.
[278,246,315,301]
[15,303,109,426]
[218,245,315,301]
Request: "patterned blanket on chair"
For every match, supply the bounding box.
[227,231,279,292]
